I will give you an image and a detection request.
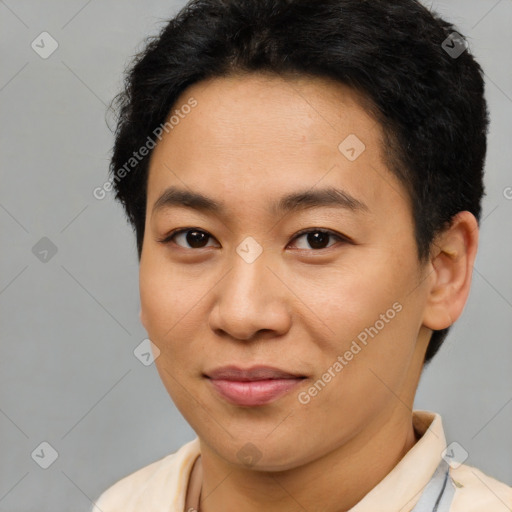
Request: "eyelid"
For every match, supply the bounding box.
[289,227,352,246]
[156,227,215,245]
[157,227,352,249]
[290,228,354,251]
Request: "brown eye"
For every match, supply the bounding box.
[159,228,218,249]
[290,229,346,250]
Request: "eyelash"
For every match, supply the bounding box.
[157,227,350,251]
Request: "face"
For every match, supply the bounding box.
[139,73,432,471]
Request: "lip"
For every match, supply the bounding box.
[205,365,306,407]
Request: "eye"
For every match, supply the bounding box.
[158,228,219,249]
[289,228,347,250]
[158,227,349,251]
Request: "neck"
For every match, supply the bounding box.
[196,410,419,512]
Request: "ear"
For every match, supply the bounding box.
[422,211,479,331]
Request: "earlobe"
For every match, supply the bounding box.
[422,211,479,331]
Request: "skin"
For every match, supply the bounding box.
[139,72,479,512]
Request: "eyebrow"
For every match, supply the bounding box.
[152,185,369,217]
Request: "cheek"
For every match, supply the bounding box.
[314,248,423,376]
[311,259,409,342]
[139,257,213,368]
[139,253,195,332]
[335,290,423,409]
[139,267,173,335]
[139,263,197,399]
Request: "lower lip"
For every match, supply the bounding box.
[208,378,304,406]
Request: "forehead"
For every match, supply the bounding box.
[146,72,410,220]
[163,72,379,147]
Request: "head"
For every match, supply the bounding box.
[108,0,487,469]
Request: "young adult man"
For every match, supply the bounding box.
[93,1,511,510]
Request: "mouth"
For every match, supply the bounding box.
[204,365,307,407]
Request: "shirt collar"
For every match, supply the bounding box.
[348,410,446,512]
[182,410,446,512]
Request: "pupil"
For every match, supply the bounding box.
[187,230,208,248]
[308,231,328,249]
[183,230,330,249]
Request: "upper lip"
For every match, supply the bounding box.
[205,365,305,381]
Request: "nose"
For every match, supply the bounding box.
[208,249,292,342]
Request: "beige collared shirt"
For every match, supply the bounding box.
[92,410,512,511]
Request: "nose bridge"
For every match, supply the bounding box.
[211,237,290,339]
[228,237,274,308]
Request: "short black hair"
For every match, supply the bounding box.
[108,0,489,363]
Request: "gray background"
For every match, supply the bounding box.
[0,1,511,511]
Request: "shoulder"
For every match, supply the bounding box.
[450,463,512,511]
[91,438,200,512]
